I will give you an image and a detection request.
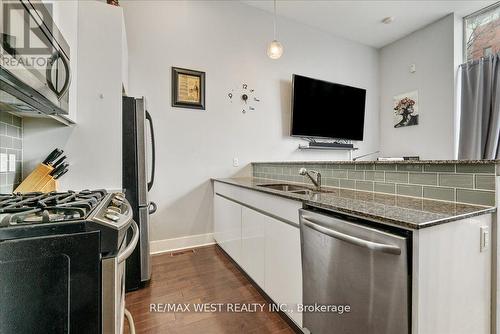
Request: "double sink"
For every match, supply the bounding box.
[257,183,328,196]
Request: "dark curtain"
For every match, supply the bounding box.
[458,54,500,159]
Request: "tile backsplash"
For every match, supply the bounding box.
[0,113,23,193]
[252,161,498,207]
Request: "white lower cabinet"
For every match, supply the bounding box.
[214,195,242,263]
[264,215,302,326]
[214,182,303,327]
[241,207,266,288]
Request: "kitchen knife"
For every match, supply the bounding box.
[42,149,60,165]
[53,168,68,180]
[48,149,64,165]
[43,149,63,165]
[52,155,66,168]
[50,162,68,176]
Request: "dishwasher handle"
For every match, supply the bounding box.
[302,216,401,255]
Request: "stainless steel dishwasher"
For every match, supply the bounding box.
[299,209,410,334]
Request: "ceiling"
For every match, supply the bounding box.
[242,1,497,48]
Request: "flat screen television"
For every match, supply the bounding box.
[291,74,366,140]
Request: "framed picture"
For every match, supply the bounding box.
[171,67,205,110]
[393,90,418,128]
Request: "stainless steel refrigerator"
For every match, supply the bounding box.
[122,96,156,291]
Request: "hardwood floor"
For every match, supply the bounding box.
[124,245,295,334]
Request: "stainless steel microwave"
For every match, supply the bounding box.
[0,0,71,116]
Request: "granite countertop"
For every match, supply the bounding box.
[252,159,500,165]
[213,177,496,230]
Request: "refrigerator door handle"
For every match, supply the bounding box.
[148,201,157,215]
[146,110,156,191]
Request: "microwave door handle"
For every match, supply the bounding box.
[46,51,71,99]
[117,221,139,263]
[301,217,401,255]
[145,110,155,191]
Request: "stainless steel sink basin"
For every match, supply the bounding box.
[257,183,334,197]
[257,183,311,192]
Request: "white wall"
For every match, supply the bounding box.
[121,0,380,242]
[379,14,458,160]
[23,2,124,190]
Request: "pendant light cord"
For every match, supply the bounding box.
[273,0,277,40]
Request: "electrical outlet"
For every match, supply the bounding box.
[233,157,239,167]
[0,154,7,172]
[480,226,489,252]
[8,154,16,172]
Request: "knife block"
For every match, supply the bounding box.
[14,163,58,193]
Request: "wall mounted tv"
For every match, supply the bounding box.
[290,74,366,141]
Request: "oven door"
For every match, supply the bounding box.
[102,221,139,334]
[0,230,101,333]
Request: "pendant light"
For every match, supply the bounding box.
[267,0,283,59]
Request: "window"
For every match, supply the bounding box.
[464,3,500,62]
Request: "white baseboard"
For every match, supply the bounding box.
[150,233,215,254]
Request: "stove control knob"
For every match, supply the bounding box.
[115,194,125,202]
[111,199,123,207]
[107,207,121,214]
[105,213,120,222]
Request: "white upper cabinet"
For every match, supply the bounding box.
[40,0,128,124]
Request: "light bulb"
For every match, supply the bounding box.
[267,40,283,59]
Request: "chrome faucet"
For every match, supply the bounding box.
[299,168,322,190]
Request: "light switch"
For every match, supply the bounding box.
[0,153,7,172]
[233,157,239,167]
[8,154,16,172]
[480,226,489,252]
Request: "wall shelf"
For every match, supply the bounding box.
[298,144,359,151]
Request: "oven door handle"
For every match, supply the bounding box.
[118,221,140,263]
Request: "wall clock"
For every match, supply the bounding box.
[228,83,261,114]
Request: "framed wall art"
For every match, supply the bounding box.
[171,67,206,110]
[393,90,419,128]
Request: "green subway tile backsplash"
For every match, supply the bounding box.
[252,161,497,206]
[332,170,348,178]
[475,175,495,190]
[348,170,364,180]
[456,189,495,206]
[356,180,374,191]
[456,164,495,174]
[423,187,455,201]
[439,173,474,189]
[339,179,355,189]
[385,172,409,183]
[409,173,438,185]
[0,114,23,193]
[374,182,395,194]
[397,184,422,197]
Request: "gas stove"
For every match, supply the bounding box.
[0,189,138,333]
[0,190,106,226]
[0,189,133,256]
